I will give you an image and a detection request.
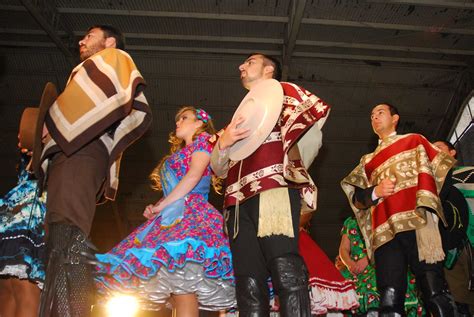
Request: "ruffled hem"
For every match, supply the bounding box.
[0,265,44,289]
[96,237,234,309]
[96,244,235,311]
[269,277,359,315]
[96,237,233,282]
[0,231,46,284]
[308,277,359,315]
[141,262,235,310]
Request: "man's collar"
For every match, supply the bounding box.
[378,131,397,144]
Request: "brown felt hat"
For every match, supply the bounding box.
[19,107,39,151]
[31,82,58,177]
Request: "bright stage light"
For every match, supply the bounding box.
[106,294,139,317]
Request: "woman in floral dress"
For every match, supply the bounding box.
[338,216,424,316]
[0,148,47,317]
[95,107,235,316]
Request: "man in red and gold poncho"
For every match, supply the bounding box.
[210,53,330,317]
[341,103,458,317]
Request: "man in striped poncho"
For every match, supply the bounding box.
[38,25,152,317]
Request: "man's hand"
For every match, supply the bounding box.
[374,178,396,198]
[218,116,251,150]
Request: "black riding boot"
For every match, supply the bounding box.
[235,276,270,317]
[366,309,379,317]
[455,302,471,317]
[269,254,311,317]
[378,286,406,317]
[418,270,458,317]
[39,223,97,317]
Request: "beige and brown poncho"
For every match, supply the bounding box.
[39,48,152,201]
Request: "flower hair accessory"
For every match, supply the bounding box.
[196,108,211,123]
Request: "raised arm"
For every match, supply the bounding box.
[210,143,230,178]
[210,116,250,178]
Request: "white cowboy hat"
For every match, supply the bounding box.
[229,79,284,161]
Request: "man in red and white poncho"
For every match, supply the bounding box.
[210,53,330,317]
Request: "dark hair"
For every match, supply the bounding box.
[247,52,282,81]
[384,103,399,117]
[434,140,456,154]
[88,25,125,50]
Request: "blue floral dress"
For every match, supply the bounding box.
[0,153,47,287]
[95,133,235,311]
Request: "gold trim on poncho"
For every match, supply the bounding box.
[341,134,455,263]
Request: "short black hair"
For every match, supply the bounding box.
[384,103,399,117]
[433,140,457,158]
[434,140,456,151]
[88,25,125,50]
[247,52,282,81]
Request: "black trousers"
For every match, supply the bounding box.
[374,230,445,313]
[226,188,301,282]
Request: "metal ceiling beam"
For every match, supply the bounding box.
[0,4,26,11]
[125,33,283,44]
[3,5,472,35]
[3,28,474,57]
[128,45,281,56]
[129,46,466,66]
[0,28,49,35]
[282,0,307,81]
[4,71,454,91]
[297,40,474,56]
[368,0,474,9]
[57,6,474,36]
[0,28,282,44]
[293,51,466,66]
[302,18,474,36]
[4,70,454,91]
[18,0,76,66]
[1,40,465,66]
[57,7,287,23]
[0,40,55,47]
